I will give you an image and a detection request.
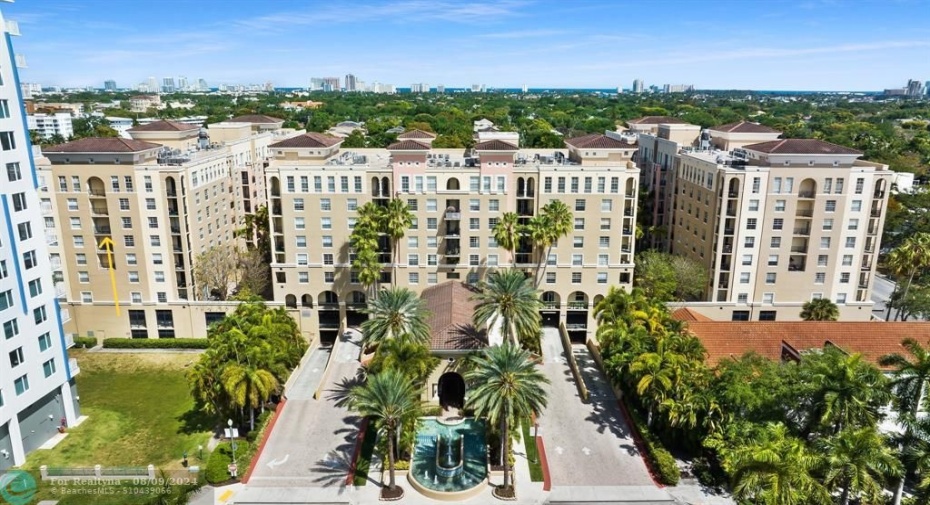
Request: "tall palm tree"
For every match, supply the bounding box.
[527,200,573,288]
[361,287,431,347]
[353,247,382,299]
[352,203,385,296]
[349,370,421,492]
[381,198,414,286]
[466,343,549,492]
[818,426,903,505]
[367,338,440,386]
[472,269,542,347]
[805,348,890,435]
[726,423,830,505]
[886,233,930,320]
[880,338,930,505]
[629,338,683,427]
[221,362,279,430]
[800,298,840,321]
[493,212,522,266]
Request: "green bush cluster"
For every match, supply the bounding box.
[72,336,98,348]
[622,398,679,486]
[103,338,209,349]
[204,441,252,484]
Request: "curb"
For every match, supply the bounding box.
[536,435,551,492]
[241,399,287,484]
[615,399,665,489]
[345,417,370,486]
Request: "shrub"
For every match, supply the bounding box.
[623,399,680,486]
[205,441,252,484]
[73,336,97,348]
[103,338,209,349]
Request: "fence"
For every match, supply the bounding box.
[40,464,155,481]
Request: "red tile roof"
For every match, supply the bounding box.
[421,281,487,351]
[44,138,162,153]
[229,114,284,124]
[269,132,342,148]
[566,133,638,149]
[397,129,437,140]
[127,120,199,132]
[680,321,930,369]
[710,121,781,134]
[671,308,713,322]
[627,116,687,125]
[387,139,431,150]
[743,139,862,156]
[474,139,519,151]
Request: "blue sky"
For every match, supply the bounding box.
[5,0,930,90]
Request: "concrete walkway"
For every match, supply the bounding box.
[537,328,674,503]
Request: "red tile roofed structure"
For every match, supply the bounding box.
[566,133,638,149]
[474,139,519,151]
[743,139,862,156]
[269,132,342,148]
[127,119,199,132]
[670,308,713,322]
[43,137,162,153]
[420,281,487,351]
[387,139,431,150]
[397,129,437,140]
[709,121,781,134]
[675,319,929,369]
[626,116,687,125]
[229,114,285,124]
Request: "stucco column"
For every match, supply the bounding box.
[60,382,77,425]
[7,416,25,466]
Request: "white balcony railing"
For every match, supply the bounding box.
[68,357,80,376]
[55,283,66,298]
[60,308,71,323]
[40,201,54,215]
[64,333,75,349]
[45,233,59,247]
[14,54,27,68]
[5,20,21,36]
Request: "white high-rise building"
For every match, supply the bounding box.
[27,112,73,140]
[0,5,81,471]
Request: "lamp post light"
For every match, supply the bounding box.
[227,419,237,463]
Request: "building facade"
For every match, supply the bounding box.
[27,111,73,140]
[37,118,277,340]
[1,6,80,470]
[265,130,640,343]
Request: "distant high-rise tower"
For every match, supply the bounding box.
[345,74,357,92]
[437,84,445,94]
[161,77,175,93]
[632,79,644,93]
[197,78,209,91]
[0,5,81,471]
[906,79,925,97]
[104,80,116,91]
[177,76,188,92]
[146,76,158,93]
[522,84,528,94]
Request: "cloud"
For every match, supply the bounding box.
[478,29,570,39]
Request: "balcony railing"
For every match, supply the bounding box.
[88,189,106,197]
[873,190,885,199]
[793,227,811,236]
[870,209,882,217]
[444,211,462,220]
[796,209,814,217]
[65,333,75,349]
[55,283,67,298]
[94,226,111,235]
[567,302,589,310]
[60,308,71,323]
[40,202,54,215]
[46,233,59,247]
[798,191,815,198]
[91,207,109,216]
[790,246,807,253]
[565,323,587,330]
[68,358,80,377]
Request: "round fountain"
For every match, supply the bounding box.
[408,417,487,501]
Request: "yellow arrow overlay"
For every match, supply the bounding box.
[98,237,120,317]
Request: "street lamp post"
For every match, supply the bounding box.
[227,419,237,462]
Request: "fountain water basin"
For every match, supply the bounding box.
[408,418,487,501]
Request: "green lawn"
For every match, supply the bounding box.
[21,350,214,505]
[521,419,544,482]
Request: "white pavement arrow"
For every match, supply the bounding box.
[582,447,592,456]
[555,446,564,455]
[267,454,289,469]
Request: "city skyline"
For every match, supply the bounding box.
[6,0,930,91]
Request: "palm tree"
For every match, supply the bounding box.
[367,338,440,386]
[886,233,930,320]
[800,298,839,321]
[466,343,549,492]
[880,338,930,505]
[493,212,522,266]
[381,198,413,286]
[629,338,683,427]
[527,200,573,288]
[818,427,903,505]
[353,247,382,299]
[352,203,385,297]
[472,269,542,347]
[361,287,431,348]
[726,423,830,505]
[349,370,421,492]
[804,348,890,435]
[221,362,279,430]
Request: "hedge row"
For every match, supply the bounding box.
[205,440,252,484]
[73,337,98,348]
[102,338,209,349]
[622,397,680,486]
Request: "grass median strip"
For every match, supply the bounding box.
[521,419,544,482]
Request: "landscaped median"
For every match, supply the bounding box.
[102,337,209,349]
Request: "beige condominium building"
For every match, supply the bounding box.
[265,130,641,343]
[36,117,278,340]
[663,135,892,321]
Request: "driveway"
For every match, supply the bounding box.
[245,330,364,491]
[537,327,672,502]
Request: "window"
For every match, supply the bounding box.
[408,254,419,266]
[732,310,750,321]
[14,374,29,395]
[81,291,93,303]
[557,177,566,192]
[33,305,48,325]
[848,219,859,231]
[488,255,499,266]
[469,254,480,266]
[131,292,142,303]
[293,198,305,211]
[575,199,586,211]
[314,176,322,192]
[773,177,782,194]
[855,178,864,194]
[427,218,437,230]
[547,254,557,265]
[286,176,295,192]
[573,237,584,248]
[774,200,785,212]
[758,311,777,321]
[820,237,831,249]
[742,254,753,266]
[600,218,611,230]
[546,272,556,284]
[154,272,165,283]
[408,272,419,284]
[0,131,17,151]
[851,200,862,212]
[67,198,78,211]
[26,278,42,298]
[149,235,159,246]
[835,178,844,194]
[298,272,309,284]
[427,254,437,266]
[598,254,609,266]
[23,251,37,269]
[128,271,140,283]
[0,261,5,279]
[0,290,12,311]
[740,272,750,284]
[426,199,437,212]
[322,254,333,265]
[144,176,153,192]
[77,271,89,283]
[840,272,850,284]
[426,176,436,192]
[407,199,418,211]
[747,218,757,230]
[766,273,776,284]
[427,236,437,248]
[845,237,856,248]
[818,255,828,267]
[143,198,156,210]
[4,319,19,339]
[773,218,783,230]
[744,237,755,248]
[17,222,32,241]
[147,217,158,229]
[748,199,760,211]
[572,254,583,266]
[751,177,760,194]
[5,162,21,182]
[469,237,479,248]
[597,272,608,284]
[401,176,410,192]
[762,293,774,304]
[842,255,853,266]
[320,198,331,211]
[768,254,778,266]
[544,177,552,193]
[836,293,847,304]
[489,200,499,212]
[321,218,332,229]
[110,176,120,192]
[815,273,826,284]
[469,218,480,231]
[826,200,836,212]
[488,218,499,229]
[296,254,309,266]
[347,198,358,211]
[571,272,582,284]
[599,236,610,247]
[574,218,585,230]
[12,192,27,211]
[584,177,593,193]
[153,254,162,265]
[822,218,834,231]
[428,273,438,285]
[601,199,613,212]
[9,347,24,367]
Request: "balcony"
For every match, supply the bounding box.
[861,261,872,270]
[566,323,587,330]
[60,308,71,323]
[796,209,814,217]
[46,233,59,247]
[93,226,111,235]
[444,249,461,257]
[798,191,815,198]
[88,189,106,197]
[542,302,559,310]
[15,54,27,69]
[91,206,109,216]
[64,333,75,349]
[790,246,808,253]
[170,226,181,234]
[873,190,885,199]
[567,302,589,310]
[624,208,634,217]
[870,209,882,218]
[444,210,462,220]
[793,227,811,236]
[444,228,461,238]
[55,283,67,299]
[40,201,54,215]
[6,20,21,36]
[68,357,80,377]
